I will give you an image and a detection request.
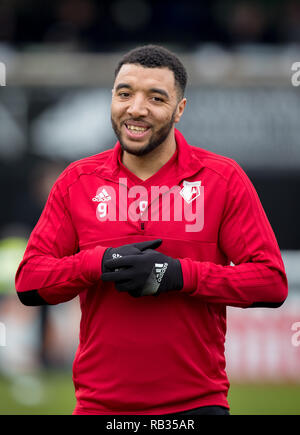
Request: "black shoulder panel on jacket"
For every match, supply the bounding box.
[249,300,285,308]
[17,290,49,306]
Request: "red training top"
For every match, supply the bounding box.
[15,129,288,414]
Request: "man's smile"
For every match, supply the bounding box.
[123,121,152,139]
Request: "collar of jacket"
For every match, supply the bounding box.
[96,128,204,185]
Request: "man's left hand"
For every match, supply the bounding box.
[101,249,183,297]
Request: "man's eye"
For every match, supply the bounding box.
[119,92,130,98]
[152,96,164,102]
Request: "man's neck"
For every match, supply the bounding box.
[121,132,177,181]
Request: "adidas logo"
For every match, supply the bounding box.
[92,188,111,202]
[140,262,168,296]
[112,253,122,272]
[155,262,168,283]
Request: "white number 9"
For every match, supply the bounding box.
[97,202,107,218]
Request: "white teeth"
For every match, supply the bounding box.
[127,125,148,131]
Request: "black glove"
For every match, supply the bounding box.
[101,248,183,297]
[101,239,162,273]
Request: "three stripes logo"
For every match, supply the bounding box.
[140,262,169,296]
[92,188,111,202]
[155,262,168,283]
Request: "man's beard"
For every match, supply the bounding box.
[111,110,176,157]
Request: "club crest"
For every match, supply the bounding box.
[180,180,201,204]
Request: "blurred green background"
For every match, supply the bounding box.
[0,371,299,415]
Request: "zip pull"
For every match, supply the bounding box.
[138,200,147,231]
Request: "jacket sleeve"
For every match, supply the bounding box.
[15,175,107,306]
[179,164,288,308]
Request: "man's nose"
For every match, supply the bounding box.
[127,96,148,117]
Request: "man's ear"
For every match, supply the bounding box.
[174,98,187,124]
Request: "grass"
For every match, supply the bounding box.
[0,371,299,415]
[228,382,300,415]
[0,371,75,415]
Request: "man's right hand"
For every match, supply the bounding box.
[101,239,162,273]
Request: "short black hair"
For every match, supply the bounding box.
[114,45,188,99]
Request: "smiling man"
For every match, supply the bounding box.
[15,45,288,416]
[111,47,187,179]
